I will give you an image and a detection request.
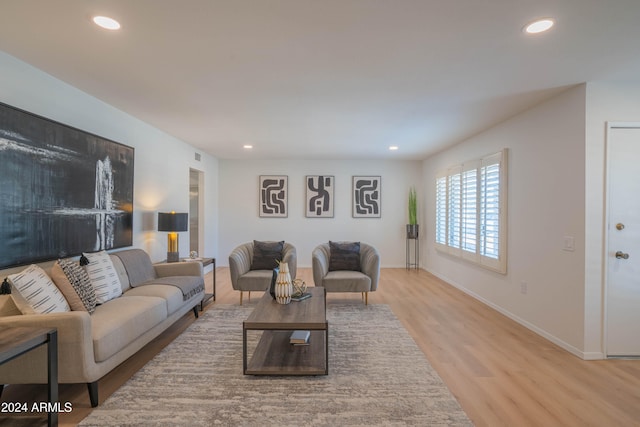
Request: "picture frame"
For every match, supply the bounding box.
[305,175,334,218]
[0,102,134,269]
[352,176,381,218]
[259,175,288,217]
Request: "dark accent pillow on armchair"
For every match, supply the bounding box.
[329,241,361,271]
[250,240,284,270]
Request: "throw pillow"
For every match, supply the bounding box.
[83,251,123,304]
[250,240,284,270]
[7,264,71,314]
[51,259,97,313]
[328,241,361,272]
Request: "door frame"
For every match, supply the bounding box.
[603,122,640,357]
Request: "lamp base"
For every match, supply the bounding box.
[167,252,180,263]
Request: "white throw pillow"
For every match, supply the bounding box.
[8,264,71,314]
[83,251,123,304]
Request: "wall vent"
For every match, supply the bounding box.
[195,152,202,161]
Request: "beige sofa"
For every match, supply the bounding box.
[0,248,205,407]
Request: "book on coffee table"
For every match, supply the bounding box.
[290,330,310,345]
[291,292,311,302]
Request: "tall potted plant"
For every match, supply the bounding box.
[407,187,419,239]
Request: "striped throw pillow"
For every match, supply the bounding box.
[8,264,71,314]
[83,251,123,304]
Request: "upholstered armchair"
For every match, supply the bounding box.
[229,241,297,304]
[312,241,380,304]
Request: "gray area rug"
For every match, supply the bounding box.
[80,303,472,426]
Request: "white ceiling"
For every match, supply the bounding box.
[1,1,640,160]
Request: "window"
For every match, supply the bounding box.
[435,150,507,273]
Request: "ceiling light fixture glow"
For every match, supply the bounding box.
[524,18,555,34]
[389,146,399,151]
[92,16,121,30]
[243,145,253,149]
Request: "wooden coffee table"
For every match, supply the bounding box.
[243,286,328,375]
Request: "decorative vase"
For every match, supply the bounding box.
[406,224,419,239]
[275,262,293,304]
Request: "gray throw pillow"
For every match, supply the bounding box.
[329,241,361,271]
[250,240,284,270]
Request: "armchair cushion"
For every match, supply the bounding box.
[329,241,361,272]
[250,240,284,270]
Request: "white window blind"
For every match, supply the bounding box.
[435,150,507,273]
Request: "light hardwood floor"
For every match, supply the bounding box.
[2,267,640,426]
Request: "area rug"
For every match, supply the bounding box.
[80,304,472,426]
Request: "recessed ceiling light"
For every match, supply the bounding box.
[92,16,121,30]
[243,145,253,149]
[524,18,555,34]
[389,146,399,151]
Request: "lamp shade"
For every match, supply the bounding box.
[158,212,188,232]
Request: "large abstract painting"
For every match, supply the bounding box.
[259,175,288,218]
[306,175,334,218]
[352,176,381,218]
[0,102,134,269]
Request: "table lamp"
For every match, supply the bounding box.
[158,212,188,262]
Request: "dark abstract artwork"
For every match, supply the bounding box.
[306,175,334,218]
[0,102,134,269]
[353,176,381,218]
[259,175,287,217]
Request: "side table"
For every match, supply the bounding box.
[0,327,58,427]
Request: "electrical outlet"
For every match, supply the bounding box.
[520,281,528,294]
[563,236,575,252]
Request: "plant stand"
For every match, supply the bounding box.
[406,225,419,270]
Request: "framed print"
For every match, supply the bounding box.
[306,175,334,218]
[0,102,134,269]
[259,175,288,217]
[352,176,381,218]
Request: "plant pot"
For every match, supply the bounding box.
[406,224,419,239]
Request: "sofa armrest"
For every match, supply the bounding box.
[282,243,297,279]
[312,245,330,287]
[0,311,95,383]
[229,244,252,291]
[360,244,381,291]
[154,262,203,278]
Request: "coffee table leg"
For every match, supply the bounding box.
[242,325,247,374]
[47,330,58,427]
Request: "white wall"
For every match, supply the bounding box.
[422,85,587,356]
[584,82,640,357]
[218,159,423,268]
[0,51,219,275]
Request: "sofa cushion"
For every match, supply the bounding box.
[238,270,274,292]
[91,296,167,362]
[322,270,371,293]
[51,259,97,313]
[8,264,71,314]
[250,240,283,270]
[83,251,123,304]
[123,284,185,316]
[329,241,361,272]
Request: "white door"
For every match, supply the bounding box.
[606,126,640,357]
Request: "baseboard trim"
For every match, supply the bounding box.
[424,268,603,360]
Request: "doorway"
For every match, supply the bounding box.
[189,169,204,257]
[605,124,640,357]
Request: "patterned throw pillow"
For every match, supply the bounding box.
[83,251,123,304]
[328,241,361,271]
[51,259,97,313]
[7,264,71,314]
[250,240,284,270]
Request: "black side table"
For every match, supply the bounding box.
[0,327,58,427]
